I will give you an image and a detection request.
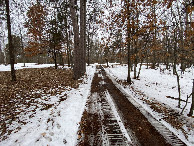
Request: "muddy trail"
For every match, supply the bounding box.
[78,66,186,146]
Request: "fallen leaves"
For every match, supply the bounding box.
[0,67,81,141]
[41,132,46,137]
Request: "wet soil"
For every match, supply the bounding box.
[78,66,186,146]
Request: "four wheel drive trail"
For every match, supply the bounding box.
[78,66,186,146]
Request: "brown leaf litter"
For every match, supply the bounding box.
[0,67,81,141]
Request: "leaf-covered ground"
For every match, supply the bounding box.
[0,67,80,141]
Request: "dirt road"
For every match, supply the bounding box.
[78,66,186,146]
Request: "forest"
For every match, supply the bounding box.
[0,0,194,145]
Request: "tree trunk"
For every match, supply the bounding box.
[105,58,109,67]
[146,50,149,69]
[70,0,81,79]
[177,2,185,74]
[20,29,25,67]
[87,25,90,66]
[83,0,86,71]
[66,31,70,67]
[64,1,71,68]
[5,0,16,81]
[80,0,84,74]
[2,32,7,65]
[173,30,177,75]
[188,80,194,116]
[137,59,143,79]
[80,0,86,74]
[165,35,169,70]
[134,38,137,79]
[53,50,58,69]
[127,0,131,84]
[134,8,139,79]
[151,4,156,69]
[127,39,132,84]
[174,68,181,108]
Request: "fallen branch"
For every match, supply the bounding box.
[166,96,189,103]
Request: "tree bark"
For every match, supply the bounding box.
[127,37,132,84]
[80,0,84,74]
[80,0,86,74]
[188,80,194,116]
[146,50,149,69]
[20,29,25,67]
[67,32,71,67]
[2,32,7,65]
[70,0,81,79]
[53,48,58,69]
[174,69,181,108]
[133,5,139,79]
[173,30,177,75]
[64,0,71,67]
[87,23,90,66]
[5,0,16,81]
[126,0,131,84]
[83,0,86,71]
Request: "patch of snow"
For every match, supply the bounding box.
[0,65,96,146]
[0,63,71,71]
[105,64,194,145]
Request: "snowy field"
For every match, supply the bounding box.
[0,63,96,146]
[0,63,56,71]
[105,63,194,145]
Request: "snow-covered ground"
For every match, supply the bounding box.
[0,64,96,146]
[105,63,194,145]
[0,63,57,71]
[1,63,193,145]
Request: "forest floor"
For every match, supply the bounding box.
[0,63,95,145]
[0,63,193,146]
[0,66,80,141]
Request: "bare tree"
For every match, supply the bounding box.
[188,80,194,116]
[70,0,81,79]
[70,0,86,79]
[126,0,132,84]
[5,0,16,81]
[80,0,86,73]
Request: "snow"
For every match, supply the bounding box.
[1,63,193,145]
[105,64,193,114]
[0,64,96,146]
[105,64,194,145]
[0,63,57,71]
[105,91,132,144]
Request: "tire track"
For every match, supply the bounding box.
[78,68,131,145]
[78,66,186,146]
